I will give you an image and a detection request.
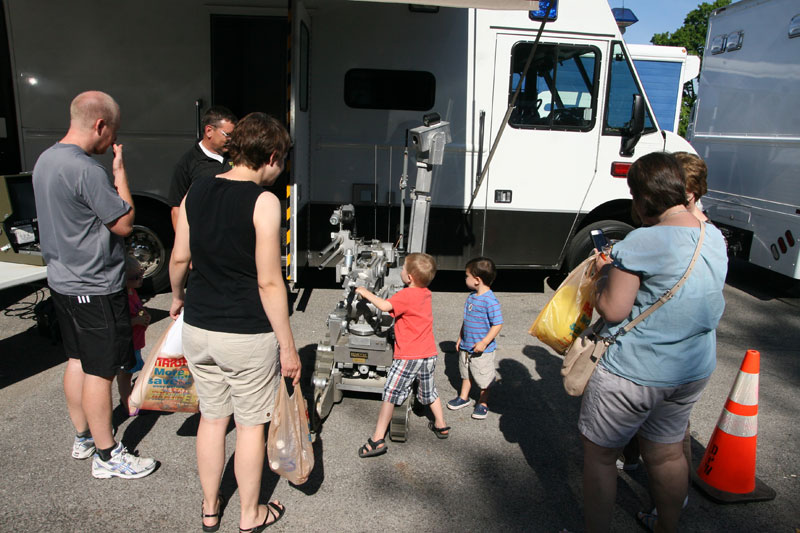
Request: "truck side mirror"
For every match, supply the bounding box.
[620,94,645,157]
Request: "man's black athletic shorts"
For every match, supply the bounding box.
[51,289,135,378]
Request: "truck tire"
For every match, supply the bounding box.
[565,220,633,271]
[129,208,173,294]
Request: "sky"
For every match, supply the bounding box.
[605,0,708,45]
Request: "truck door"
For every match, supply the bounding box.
[484,34,604,266]
[593,41,664,200]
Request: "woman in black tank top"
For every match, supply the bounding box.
[169,113,300,532]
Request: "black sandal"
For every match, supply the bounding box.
[428,421,451,439]
[201,495,224,533]
[357,437,387,458]
[239,501,285,533]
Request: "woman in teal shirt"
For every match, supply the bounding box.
[578,152,728,533]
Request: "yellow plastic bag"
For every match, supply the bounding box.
[529,256,595,354]
[267,380,315,485]
[129,311,199,414]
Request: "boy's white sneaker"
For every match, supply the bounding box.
[92,442,156,479]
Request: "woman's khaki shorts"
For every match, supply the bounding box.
[458,350,497,389]
[182,322,280,426]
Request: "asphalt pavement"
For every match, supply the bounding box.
[0,260,798,532]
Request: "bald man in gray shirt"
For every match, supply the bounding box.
[33,91,156,479]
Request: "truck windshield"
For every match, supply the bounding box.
[604,41,656,134]
[509,42,598,130]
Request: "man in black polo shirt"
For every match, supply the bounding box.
[169,106,237,228]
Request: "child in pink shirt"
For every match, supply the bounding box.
[117,256,150,414]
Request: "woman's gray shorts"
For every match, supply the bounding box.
[578,365,709,449]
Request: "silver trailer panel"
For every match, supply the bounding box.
[689,0,800,279]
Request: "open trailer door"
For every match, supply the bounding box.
[287,0,312,288]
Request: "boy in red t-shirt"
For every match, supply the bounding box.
[355,252,450,458]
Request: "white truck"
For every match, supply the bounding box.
[1,0,697,291]
[688,0,800,279]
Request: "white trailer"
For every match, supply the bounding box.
[628,44,700,134]
[688,0,800,279]
[1,0,696,290]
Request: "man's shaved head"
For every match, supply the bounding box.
[70,91,119,130]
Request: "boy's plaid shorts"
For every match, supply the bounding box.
[383,356,439,406]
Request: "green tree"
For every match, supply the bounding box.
[651,0,731,137]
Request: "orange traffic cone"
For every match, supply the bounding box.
[693,349,776,503]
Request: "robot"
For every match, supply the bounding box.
[310,113,451,442]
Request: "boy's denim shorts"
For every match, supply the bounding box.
[383,356,439,406]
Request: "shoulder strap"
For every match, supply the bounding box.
[613,221,706,339]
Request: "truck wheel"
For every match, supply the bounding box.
[565,220,633,271]
[129,212,173,294]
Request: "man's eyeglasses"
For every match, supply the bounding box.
[217,127,232,138]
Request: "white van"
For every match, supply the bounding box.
[688,0,800,279]
[0,0,696,289]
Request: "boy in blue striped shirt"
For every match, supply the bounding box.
[447,257,503,419]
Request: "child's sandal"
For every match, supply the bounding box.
[358,438,387,458]
[428,421,451,439]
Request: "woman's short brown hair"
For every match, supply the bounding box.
[674,151,708,201]
[627,152,688,219]
[404,253,437,287]
[228,112,291,171]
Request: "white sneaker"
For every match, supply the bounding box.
[72,435,96,460]
[92,442,156,479]
[615,457,639,471]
